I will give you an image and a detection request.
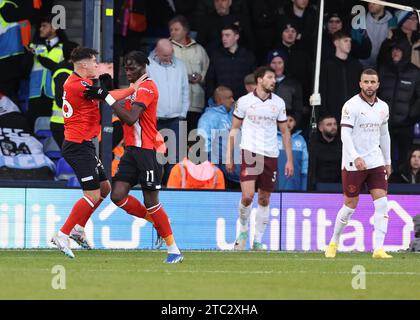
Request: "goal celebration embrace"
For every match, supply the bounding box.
[0,0,419,301]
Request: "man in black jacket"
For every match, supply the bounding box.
[310,114,342,190]
[205,24,255,100]
[320,30,363,123]
[378,40,420,171]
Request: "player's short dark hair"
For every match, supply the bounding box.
[318,114,337,124]
[70,47,98,63]
[222,23,240,35]
[168,15,190,32]
[123,50,150,67]
[361,68,378,79]
[332,30,351,42]
[254,66,275,82]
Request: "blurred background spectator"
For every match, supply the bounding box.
[277,110,308,191]
[197,85,240,189]
[320,30,363,123]
[309,114,342,190]
[169,15,209,135]
[205,24,255,101]
[26,14,67,132]
[359,3,396,69]
[243,73,256,93]
[147,38,189,185]
[268,48,304,129]
[379,10,420,68]
[389,147,420,184]
[167,134,225,189]
[378,39,420,172]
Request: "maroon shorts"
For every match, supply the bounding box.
[342,166,388,197]
[240,149,278,192]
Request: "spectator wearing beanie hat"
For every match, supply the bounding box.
[321,11,372,61]
[378,10,419,68]
[267,49,304,130]
[277,0,318,57]
[272,19,312,109]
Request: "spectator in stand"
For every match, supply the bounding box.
[378,10,420,69]
[26,14,67,132]
[277,0,317,57]
[276,110,308,191]
[243,73,256,93]
[389,147,420,184]
[359,3,396,69]
[321,12,372,62]
[268,48,304,129]
[167,135,225,189]
[320,30,363,123]
[310,114,342,189]
[197,85,240,189]
[272,20,312,105]
[169,15,209,135]
[44,41,79,148]
[205,24,255,101]
[147,38,189,185]
[241,0,283,64]
[0,0,34,103]
[196,0,240,55]
[378,39,420,171]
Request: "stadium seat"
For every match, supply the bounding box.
[67,176,81,187]
[34,116,52,139]
[55,157,75,181]
[42,136,62,160]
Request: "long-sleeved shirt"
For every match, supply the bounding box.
[147,53,189,119]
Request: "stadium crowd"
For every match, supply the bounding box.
[0,0,419,190]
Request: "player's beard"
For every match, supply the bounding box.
[263,83,274,93]
[362,88,377,98]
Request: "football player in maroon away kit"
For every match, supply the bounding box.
[84,51,183,264]
[51,47,143,258]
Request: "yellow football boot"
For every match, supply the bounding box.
[325,242,337,258]
[372,248,393,259]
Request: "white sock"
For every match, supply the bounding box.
[73,224,84,232]
[58,230,69,238]
[167,241,181,255]
[254,205,269,243]
[239,201,252,233]
[373,197,389,250]
[331,205,355,244]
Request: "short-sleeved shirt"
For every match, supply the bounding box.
[123,78,160,150]
[63,72,101,143]
[340,94,389,171]
[233,91,286,158]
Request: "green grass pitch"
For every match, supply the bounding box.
[1,250,419,299]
